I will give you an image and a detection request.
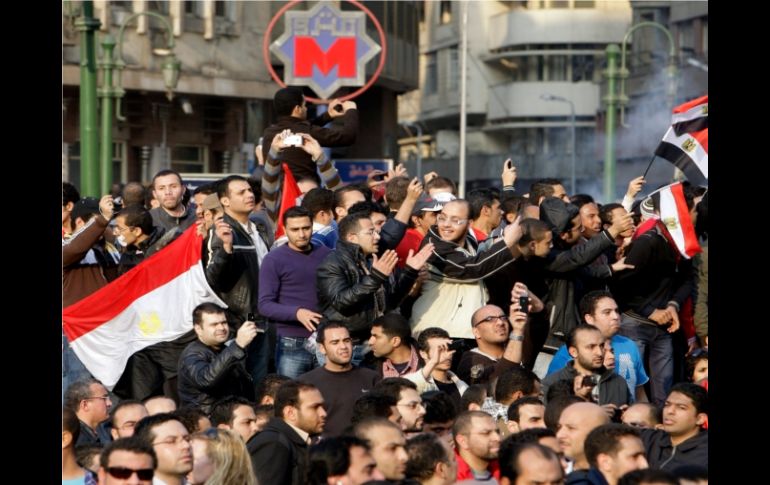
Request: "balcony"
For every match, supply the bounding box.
[487,81,598,122]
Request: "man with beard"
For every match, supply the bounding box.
[248,381,327,485]
[541,325,631,408]
[259,206,332,378]
[354,418,410,483]
[547,291,649,403]
[149,170,196,232]
[452,410,502,482]
[374,378,427,438]
[298,322,381,437]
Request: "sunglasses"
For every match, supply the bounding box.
[106,467,154,480]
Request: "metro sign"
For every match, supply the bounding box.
[268,1,383,100]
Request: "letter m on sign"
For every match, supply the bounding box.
[294,37,357,77]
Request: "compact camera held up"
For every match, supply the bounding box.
[284,134,303,147]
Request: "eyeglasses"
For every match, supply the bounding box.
[153,435,192,447]
[83,395,111,403]
[474,315,509,326]
[114,225,132,234]
[106,467,154,480]
[437,214,468,226]
[397,401,425,411]
[357,228,377,236]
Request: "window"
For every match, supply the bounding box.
[171,146,209,173]
[425,53,438,94]
[549,1,569,8]
[147,0,169,14]
[547,55,567,81]
[571,55,595,82]
[184,0,203,15]
[448,48,459,91]
[66,141,127,185]
[573,0,595,8]
[439,1,452,25]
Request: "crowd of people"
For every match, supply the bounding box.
[62,87,708,485]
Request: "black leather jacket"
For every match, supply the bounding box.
[316,240,418,340]
[177,340,255,414]
[204,213,271,325]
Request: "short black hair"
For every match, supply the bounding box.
[110,399,145,428]
[282,206,312,227]
[216,175,249,199]
[618,468,678,485]
[405,433,451,480]
[63,181,81,206]
[494,367,539,403]
[460,384,487,411]
[192,302,226,327]
[351,391,398,425]
[578,290,616,322]
[529,178,563,204]
[172,407,209,433]
[348,200,388,219]
[507,396,544,423]
[338,212,371,238]
[118,206,154,235]
[421,390,459,424]
[99,437,157,470]
[316,320,348,344]
[567,323,602,349]
[384,176,411,210]
[599,202,624,225]
[373,378,418,402]
[517,218,551,246]
[569,194,595,209]
[506,427,556,445]
[274,381,318,418]
[210,396,254,427]
[467,188,499,220]
[193,183,216,196]
[133,413,186,447]
[425,176,457,195]
[371,313,412,348]
[255,374,293,404]
[416,327,450,353]
[669,382,708,415]
[151,169,183,190]
[302,187,335,218]
[584,423,641,468]
[333,185,365,211]
[307,436,370,484]
[273,87,305,117]
[544,395,583,432]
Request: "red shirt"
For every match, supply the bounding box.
[471,226,488,242]
[396,228,426,268]
[455,450,500,482]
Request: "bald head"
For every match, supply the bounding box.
[556,402,609,468]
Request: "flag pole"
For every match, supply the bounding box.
[642,154,657,179]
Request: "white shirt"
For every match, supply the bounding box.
[239,220,269,264]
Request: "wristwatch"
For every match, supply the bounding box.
[509,333,524,341]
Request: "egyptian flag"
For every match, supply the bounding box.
[62,226,227,389]
[642,182,702,259]
[654,95,708,186]
[274,163,302,240]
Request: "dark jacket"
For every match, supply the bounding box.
[117,227,176,275]
[541,362,631,407]
[261,110,358,182]
[566,468,609,485]
[204,213,271,325]
[641,428,708,471]
[317,240,419,340]
[177,339,255,414]
[612,224,694,321]
[63,216,120,307]
[247,418,309,485]
[149,205,196,233]
[541,230,616,351]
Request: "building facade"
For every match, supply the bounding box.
[63,0,419,187]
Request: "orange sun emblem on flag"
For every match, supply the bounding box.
[138,312,163,336]
[662,217,679,230]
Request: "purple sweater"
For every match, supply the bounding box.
[258,243,332,337]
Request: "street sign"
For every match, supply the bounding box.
[333,159,393,184]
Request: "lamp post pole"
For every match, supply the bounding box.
[540,94,576,195]
[75,0,101,197]
[98,11,180,194]
[604,21,678,201]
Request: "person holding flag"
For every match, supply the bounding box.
[610,182,699,407]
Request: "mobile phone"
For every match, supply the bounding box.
[284,134,303,147]
[582,375,600,387]
[447,340,465,352]
[506,159,513,169]
[247,312,255,322]
[518,295,529,314]
[333,103,344,112]
[372,172,386,181]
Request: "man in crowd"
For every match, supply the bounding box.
[109,400,149,440]
[354,418,410,483]
[209,396,261,442]
[64,378,113,447]
[149,170,195,232]
[582,424,649,485]
[134,414,193,485]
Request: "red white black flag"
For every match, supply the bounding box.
[654,95,708,186]
[644,182,702,259]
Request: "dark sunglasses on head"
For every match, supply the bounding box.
[107,467,154,480]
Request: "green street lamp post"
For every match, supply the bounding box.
[75,3,180,196]
[75,1,101,197]
[603,21,678,202]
